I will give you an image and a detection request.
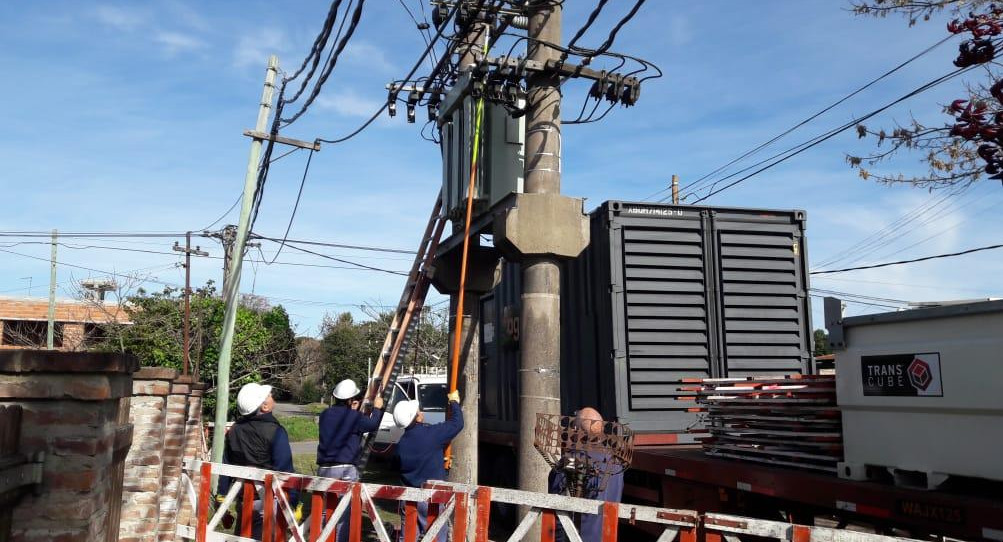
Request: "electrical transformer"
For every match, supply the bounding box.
[438,74,525,220]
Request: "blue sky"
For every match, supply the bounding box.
[1,1,1000,336]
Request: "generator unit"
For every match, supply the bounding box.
[480,201,814,440]
[438,73,524,221]
[826,297,1003,487]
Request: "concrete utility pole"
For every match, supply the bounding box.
[519,1,564,505]
[211,55,279,465]
[46,229,57,349]
[174,232,208,379]
[672,174,680,204]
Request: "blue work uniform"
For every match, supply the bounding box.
[316,404,382,542]
[396,401,463,542]
[317,404,383,467]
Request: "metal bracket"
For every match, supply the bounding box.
[824,296,846,350]
[242,130,320,151]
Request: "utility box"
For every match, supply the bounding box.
[480,201,813,440]
[439,76,524,221]
[827,298,1003,486]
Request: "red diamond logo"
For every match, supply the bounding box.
[908,358,932,391]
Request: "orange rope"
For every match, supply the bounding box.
[445,47,489,470]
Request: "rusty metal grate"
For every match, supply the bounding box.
[533,413,634,498]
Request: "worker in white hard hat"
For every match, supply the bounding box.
[316,378,385,542]
[219,382,296,539]
[393,389,462,542]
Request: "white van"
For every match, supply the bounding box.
[371,373,448,453]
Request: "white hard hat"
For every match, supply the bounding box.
[393,400,420,428]
[332,379,361,400]
[237,383,272,416]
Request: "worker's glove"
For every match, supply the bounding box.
[294,502,304,522]
[447,390,460,403]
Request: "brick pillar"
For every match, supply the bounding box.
[0,350,137,542]
[175,382,206,531]
[119,368,177,542]
[156,376,192,542]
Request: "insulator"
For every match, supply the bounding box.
[508,15,529,30]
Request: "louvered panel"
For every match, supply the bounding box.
[721,258,795,271]
[627,318,710,331]
[625,279,706,293]
[717,218,808,379]
[621,222,713,414]
[624,242,703,256]
[626,267,704,280]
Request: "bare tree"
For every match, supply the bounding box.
[848,0,1003,188]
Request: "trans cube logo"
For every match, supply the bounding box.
[861,352,943,397]
[907,357,933,391]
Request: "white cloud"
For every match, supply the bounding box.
[316,90,384,118]
[154,31,206,55]
[93,5,145,31]
[343,41,395,73]
[234,29,287,69]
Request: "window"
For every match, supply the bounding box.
[1,320,63,348]
[83,323,108,347]
[417,383,447,412]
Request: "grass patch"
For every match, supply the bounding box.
[278,415,319,442]
[303,402,328,415]
[293,453,317,476]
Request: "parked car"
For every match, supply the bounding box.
[371,373,448,453]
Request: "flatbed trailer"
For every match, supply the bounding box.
[627,447,1003,542]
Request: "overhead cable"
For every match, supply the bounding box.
[658,34,956,203]
[810,242,1003,275]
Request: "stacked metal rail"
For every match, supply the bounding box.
[685,375,842,473]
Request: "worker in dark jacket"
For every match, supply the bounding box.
[316,378,384,542]
[220,382,295,538]
[393,390,463,542]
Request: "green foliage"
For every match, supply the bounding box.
[813,329,832,357]
[276,415,319,442]
[316,309,448,398]
[90,281,297,417]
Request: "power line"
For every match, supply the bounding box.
[264,149,316,264]
[687,63,977,204]
[316,0,472,145]
[0,247,181,288]
[201,195,242,231]
[657,34,956,203]
[250,234,415,254]
[808,293,901,310]
[0,230,415,255]
[271,240,409,276]
[281,0,367,127]
[810,242,1003,275]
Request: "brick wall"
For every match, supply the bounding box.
[119,369,206,542]
[0,350,137,542]
[0,297,130,351]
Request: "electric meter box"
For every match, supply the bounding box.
[439,75,524,220]
[826,298,1003,486]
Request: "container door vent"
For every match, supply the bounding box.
[715,222,806,378]
[621,224,713,412]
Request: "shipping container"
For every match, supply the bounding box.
[479,201,813,439]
